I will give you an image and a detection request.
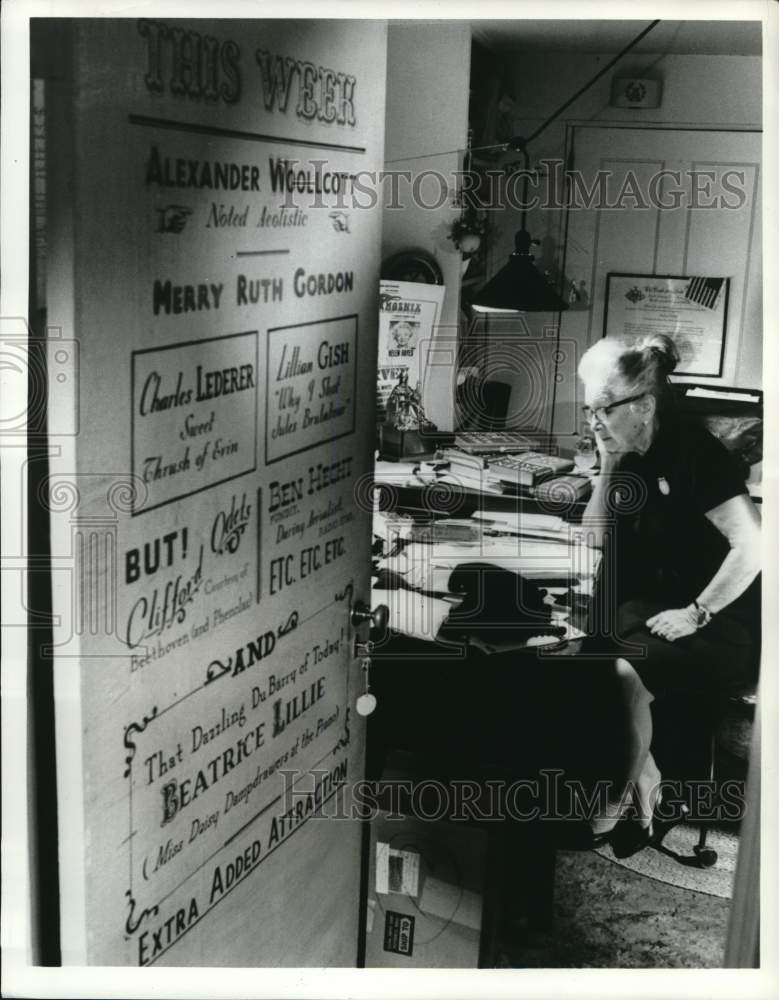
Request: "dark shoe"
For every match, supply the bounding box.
[650,807,685,848]
[611,816,654,859]
[591,829,618,850]
[553,820,619,851]
[611,796,678,858]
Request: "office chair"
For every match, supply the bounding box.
[688,686,758,868]
[651,675,758,869]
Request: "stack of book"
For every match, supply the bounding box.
[534,474,592,502]
[486,452,574,489]
[454,431,544,455]
[431,447,591,502]
[437,448,502,492]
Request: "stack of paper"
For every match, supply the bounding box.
[440,448,489,472]
[380,539,599,587]
[436,472,504,494]
[373,510,415,548]
[471,511,565,536]
[686,386,761,403]
[434,449,496,493]
[410,520,482,544]
[373,460,438,488]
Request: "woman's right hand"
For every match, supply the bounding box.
[594,433,622,473]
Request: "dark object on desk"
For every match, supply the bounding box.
[455,378,512,431]
[378,424,456,460]
[439,563,564,645]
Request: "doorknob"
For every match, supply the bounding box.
[351,599,389,635]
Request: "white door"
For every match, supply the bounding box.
[40,18,386,967]
[554,125,761,447]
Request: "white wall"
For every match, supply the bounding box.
[382,23,471,430]
[482,52,762,431]
[498,51,761,267]
[508,53,761,138]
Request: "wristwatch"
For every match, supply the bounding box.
[691,600,713,628]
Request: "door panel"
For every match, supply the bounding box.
[556,126,761,446]
[42,18,386,966]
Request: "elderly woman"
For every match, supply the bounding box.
[576,334,761,855]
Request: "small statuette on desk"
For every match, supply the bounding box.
[379,371,456,460]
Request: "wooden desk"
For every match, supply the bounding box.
[371,467,600,648]
[363,472,605,956]
[374,472,589,522]
[363,630,565,957]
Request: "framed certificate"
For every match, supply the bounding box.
[603,273,730,377]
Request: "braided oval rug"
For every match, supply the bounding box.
[594,824,738,899]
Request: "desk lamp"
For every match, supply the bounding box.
[471,140,569,313]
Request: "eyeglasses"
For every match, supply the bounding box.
[581,392,646,424]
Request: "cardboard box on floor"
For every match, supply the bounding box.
[364,811,487,968]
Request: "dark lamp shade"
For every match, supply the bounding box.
[472,252,570,313]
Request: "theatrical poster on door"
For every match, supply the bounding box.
[44,19,386,966]
[376,280,446,420]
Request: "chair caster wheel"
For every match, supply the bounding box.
[694,846,718,868]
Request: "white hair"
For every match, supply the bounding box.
[578,334,680,401]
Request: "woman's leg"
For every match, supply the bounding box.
[591,597,757,843]
[614,657,661,828]
[588,657,659,836]
[610,596,748,831]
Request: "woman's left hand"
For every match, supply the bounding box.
[645,607,697,642]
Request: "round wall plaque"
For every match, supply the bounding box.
[381,249,444,285]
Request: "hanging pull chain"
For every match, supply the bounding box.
[356,657,376,717]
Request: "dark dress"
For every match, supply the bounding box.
[541,416,764,795]
[606,417,761,700]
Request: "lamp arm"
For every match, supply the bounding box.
[520,146,530,235]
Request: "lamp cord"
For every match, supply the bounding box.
[494,20,661,254]
[524,19,661,146]
[384,19,662,165]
